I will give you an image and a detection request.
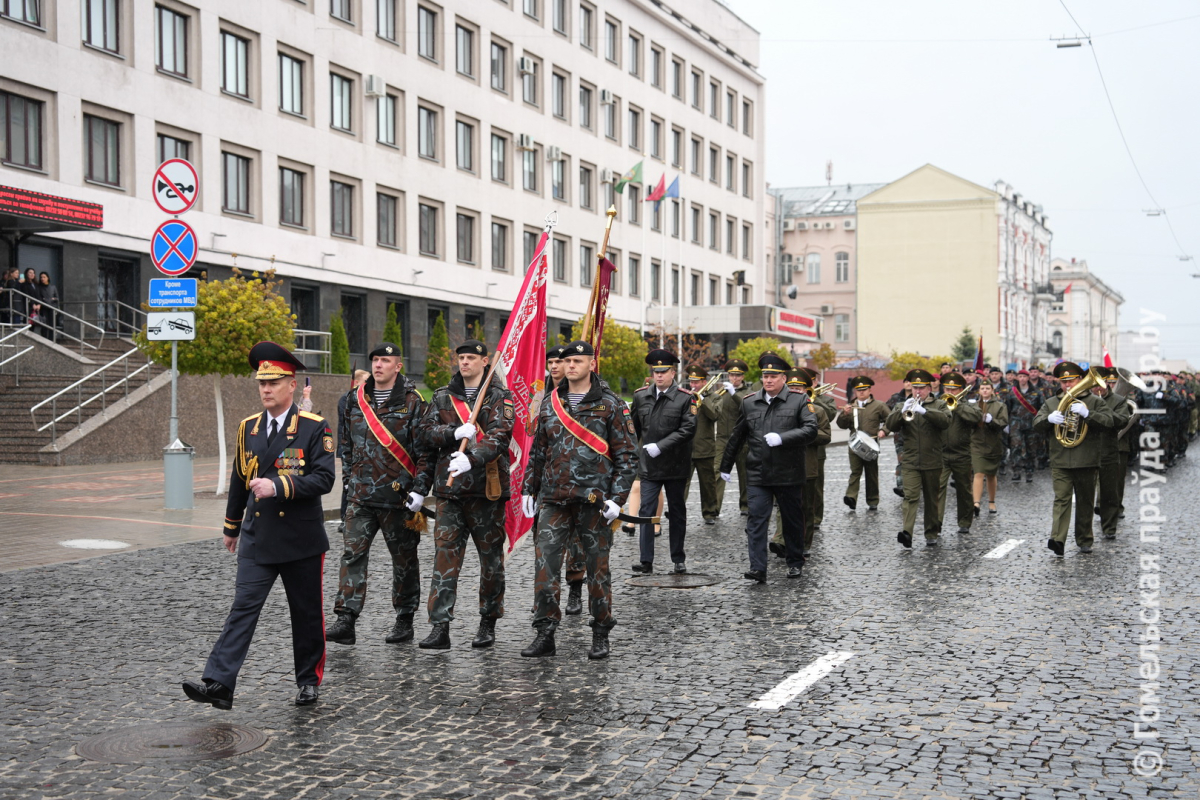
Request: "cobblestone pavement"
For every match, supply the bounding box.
[1,442,1196,799]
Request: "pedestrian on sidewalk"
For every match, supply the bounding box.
[182,341,335,710]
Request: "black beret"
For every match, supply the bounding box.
[368,342,402,359]
[456,339,487,356]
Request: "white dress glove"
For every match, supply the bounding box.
[1155,391,1164,399]
[644,442,662,458]
[1048,410,1066,425]
[723,381,736,394]
[602,499,621,521]
[984,413,993,424]
[521,495,537,518]
[901,397,915,412]
[406,492,425,512]
[1070,401,1089,418]
[764,432,782,447]
[720,472,732,482]
[454,422,478,441]
[912,402,927,415]
[448,451,472,476]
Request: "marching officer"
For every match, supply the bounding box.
[1092,367,1131,540]
[768,368,829,558]
[520,341,638,659]
[183,342,335,709]
[719,353,818,582]
[715,359,754,516]
[684,365,723,525]
[1033,362,1116,556]
[970,380,1010,513]
[886,379,913,497]
[886,369,950,548]
[417,340,513,650]
[836,375,889,512]
[935,372,981,536]
[808,369,836,528]
[1007,370,1043,482]
[327,342,430,646]
[630,349,697,574]
[545,345,588,613]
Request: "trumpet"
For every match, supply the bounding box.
[903,397,918,422]
[811,382,836,398]
[1056,367,1105,448]
[943,384,975,411]
[694,371,728,408]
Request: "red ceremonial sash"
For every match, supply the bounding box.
[357,384,417,476]
[550,388,610,459]
[450,394,483,442]
[1011,387,1038,415]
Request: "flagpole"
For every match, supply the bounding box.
[678,193,684,364]
[660,198,668,349]
[640,194,647,338]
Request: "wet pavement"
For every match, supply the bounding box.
[1,442,1196,798]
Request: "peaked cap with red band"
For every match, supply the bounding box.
[249,341,307,381]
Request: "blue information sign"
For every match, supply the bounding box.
[149,278,198,308]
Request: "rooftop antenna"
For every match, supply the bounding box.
[825,160,833,186]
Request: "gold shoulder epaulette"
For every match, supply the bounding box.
[240,413,259,425]
[635,385,650,392]
[679,387,694,395]
[298,410,325,422]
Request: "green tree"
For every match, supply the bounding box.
[470,319,485,343]
[425,311,453,389]
[329,311,350,376]
[382,303,404,356]
[886,350,956,381]
[569,317,648,392]
[950,325,977,363]
[135,268,295,494]
[728,336,785,383]
[809,342,838,373]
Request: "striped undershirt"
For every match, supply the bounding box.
[567,392,587,410]
[373,388,391,407]
[463,386,479,402]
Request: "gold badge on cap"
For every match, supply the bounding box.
[576,344,584,352]
[385,346,393,354]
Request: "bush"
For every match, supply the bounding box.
[728,337,785,383]
[425,311,453,389]
[329,312,350,376]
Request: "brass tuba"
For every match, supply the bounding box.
[1055,367,1105,448]
[1114,367,1150,439]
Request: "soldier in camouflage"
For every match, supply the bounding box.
[520,340,638,660]
[416,340,514,651]
[543,345,588,616]
[326,342,431,646]
[1006,370,1043,482]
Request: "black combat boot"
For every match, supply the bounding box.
[418,622,451,650]
[564,581,584,615]
[520,628,556,657]
[385,613,414,643]
[472,618,496,648]
[588,627,611,660]
[326,611,356,645]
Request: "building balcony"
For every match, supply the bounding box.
[1034,283,1059,302]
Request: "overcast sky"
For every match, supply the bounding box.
[733,0,1200,366]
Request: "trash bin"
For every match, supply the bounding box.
[164,439,195,510]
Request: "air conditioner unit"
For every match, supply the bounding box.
[517,133,535,150]
[546,145,562,161]
[365,75,387,98]
[783,220,795,231]
[843,219,856,230]
[601,168,616,184]
[518,57,536,75]
[819,304,833,315]
[824,220,835,229]
[600,89,614,105]
[796,221,809,231]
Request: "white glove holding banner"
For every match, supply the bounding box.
[602,500,621,521]
[521,495,537,518]
[1048,410,1066,425]
[406,492,425,512]
[448,451,472,476]
[454,422,477,441]
[764,432,782,447]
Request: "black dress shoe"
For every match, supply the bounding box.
[897,531,912,549]
[418,622,451,650]
[631,561,652,574]
[1079,544,1093,554]
[385,613,414,643]
[1047,538,1065,557]
[787,566,803,579]
[295,685,319,706]
[843,496,857,511]
[925,539,938,547]
[893,487,905,498]
[1103,532,1116,540]
[622,523,636,535]
[768,541,785,557]
[182,678,233,710]
[1026,474,1034,483]
[588,628,611,660]
[472,618,496,648]
[743,570,766,583]
[957,527,970,535]
[564,581,583,615]
[1011,472,1022,482]
[867,506,878,512]
[521,629,556,657]
[740,509,749,517]
[673,561,687,574]
[704,517,716,525]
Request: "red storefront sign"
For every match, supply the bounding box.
[770,309,820,340]
[0,185,104,229]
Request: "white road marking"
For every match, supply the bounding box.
[983,539,1025,559]
[59,539,131,550]
[750,650,855,709]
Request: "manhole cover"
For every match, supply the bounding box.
[626,573,721,588]
[77,722,269,763]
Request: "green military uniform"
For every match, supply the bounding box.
[771,370,830,556]
[836,376,890,511]
[1032,363,1116,555]
[935,375,981,534]
[886,369,950,547]
[811,388,836,526]
[714,360,754,516]
[683,366,723,523]
[1094,374,1132,539]
[970,396,1010,475]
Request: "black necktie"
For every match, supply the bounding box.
[267,419,279,446]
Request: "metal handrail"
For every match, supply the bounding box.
[30,347,155,443]
[294,328,332,373]
[0,324,33,345]
[2,288,105,352]
[62,298,147,339]
[0,346,34,369]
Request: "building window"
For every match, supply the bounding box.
[709,277,718,305]
[551,73,566,119]
[742,98,753,134]
[156,133,189,164]
[650,119,661,159]
[726,90,736,126]
[725,218,734,254]
[741,223,751,259]
[521,59,537,105]
[279,54,303,115]
[671,58,683,98]
[579,243,594,286]
[456,25,474,76]
[670,199,680,237]
[742,161,752,197]
[579,165,593,209]
[604,182,615,218]
[552,237,566,282]
[280,168,304,227]
[490,42,507,91]
[671,128,682,167]
[726,282,734,305]
[690,272,700,305]
[579,3,593,48]
[330,181,353,237]
[604,19,617,62]
[1,92,42,170]
[708,211,718,249]
[492,221,508,271]
[523,0,537,19]
[1,0,39,25]
[709,81,719,118]
[551,0,566,34]
[726,154,735,191]
[418,106,437,159]
[671,267,679,305]
[603,97,616,139]
[155,6,187,76]
[806,253,821,283]
[650,260,660,301]
[490,133,506,182]
[376,0,395,39]
[221,152,250,213]
[578,85,592,128]
[690,137,701,174]
[628,185,640,224]
[523,229,538,272]
[377,192,397,247]
[330,74,353,132]
[690,206,700,243]
[417,6,437,60]
[83,0,119,52]
[377,94,397,145]
[650,200,660,231]
[84,115,120,186]
[709,145,718,182]
[456,120,473,171]
[220,33,250,98]
[835,251,849,283]
[331,0,351,22]
[522,148,537,192]
[628,34,640,76]
[835,313,849,343]
[691,70,702,109]
[551,158,565,200]
[628,108,640,149]
[628,255,640,296]
[419,203,438,255]
[456,213,474,263]
[650,47,662,88]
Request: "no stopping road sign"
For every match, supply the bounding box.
[151,220,198,276]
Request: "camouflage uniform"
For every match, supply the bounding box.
[1006,382,1044,479]
[564,376,626,583]
[335,375,430,620]
[419,369,513,625]
[523,374,637,632]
